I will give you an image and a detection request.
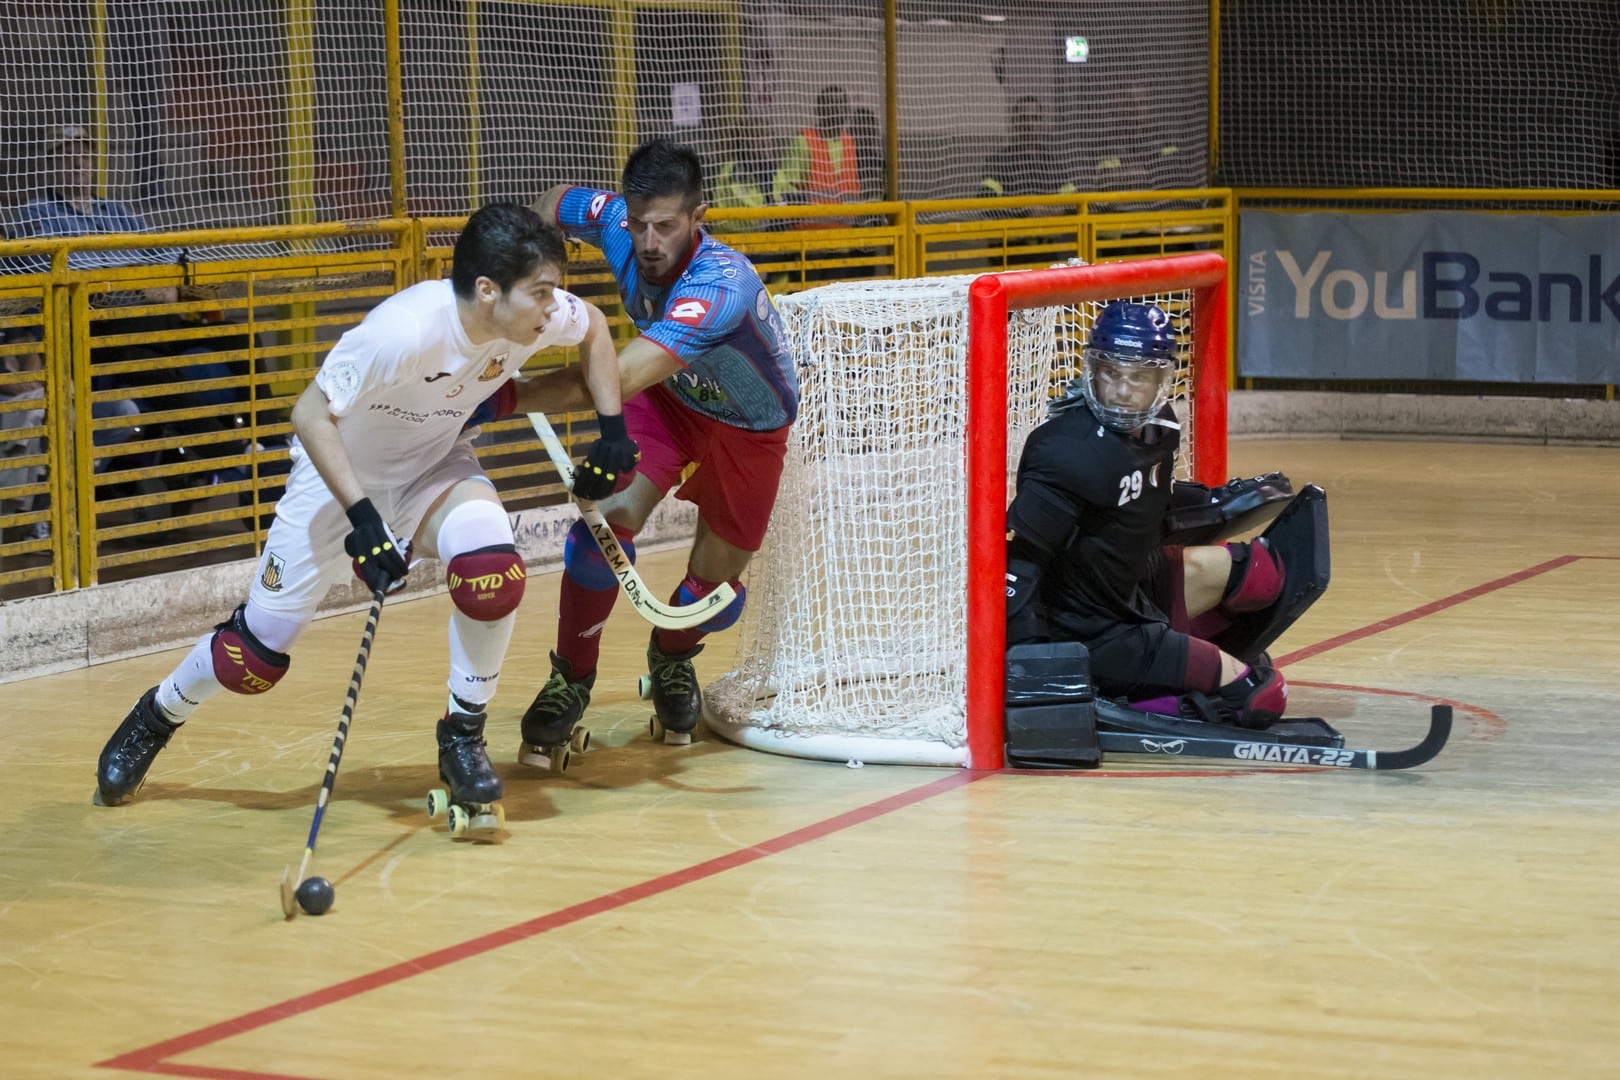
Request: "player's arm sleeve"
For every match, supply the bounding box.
[1006,429,1086,561]
[545,289,593,349]
[314,311,420,417]
[553,186,618,247]
[638,284,742,364]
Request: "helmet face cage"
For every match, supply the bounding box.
[1080,347,1173,432]
[1078,301,1179,433]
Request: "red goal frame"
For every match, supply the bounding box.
[964,252,1230,769]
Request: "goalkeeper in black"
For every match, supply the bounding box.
[1005,300,1288,728]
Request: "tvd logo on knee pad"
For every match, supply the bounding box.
[210,620,291,695]
[447,546,527,621]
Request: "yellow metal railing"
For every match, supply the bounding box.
[0,190,1237,598]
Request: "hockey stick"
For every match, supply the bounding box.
[1097,704,1452,771]
[279,586,386,919]
[527,411,735,631]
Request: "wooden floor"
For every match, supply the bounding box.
[1,438,1616,1080]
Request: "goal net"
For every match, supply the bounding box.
[705,254,1228,768]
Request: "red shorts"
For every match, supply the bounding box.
[624,383,790,551]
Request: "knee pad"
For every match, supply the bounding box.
[675,579,746,633]
[563,517,635,592]
[1222,539,1285,613]
[210,604,291,695]
[447,544,526,621]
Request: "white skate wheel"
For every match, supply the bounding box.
[638,674,653,700]
[649,715,663,740]
[426,788,450,820]
[553,748,572,774]
[572,727,591,753]
[446,803,470,837]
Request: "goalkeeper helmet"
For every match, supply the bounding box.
[1079,300,1178,433]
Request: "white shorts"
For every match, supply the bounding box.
[248,436,487,622]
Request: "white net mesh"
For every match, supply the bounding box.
[0,1,1211,261]
[706,271,1199,765]
[1218,3,1619,189]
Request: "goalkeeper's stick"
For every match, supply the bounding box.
[528,412,735,631]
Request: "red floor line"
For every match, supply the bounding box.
[97,771,983,1078]
[1275,555,1582,667]
[99,554,1587,1077]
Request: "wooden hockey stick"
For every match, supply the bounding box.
[279,586,385,919]
[528,411,735,631]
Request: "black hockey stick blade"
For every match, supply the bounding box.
[1373,704,1452,771]
[1097,704,1452,771]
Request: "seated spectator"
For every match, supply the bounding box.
[773,85,859,223]
[8,125,254,500]
[981,94,1075,204]
[848,106,887,203]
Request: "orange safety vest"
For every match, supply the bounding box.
[798,129,859,228]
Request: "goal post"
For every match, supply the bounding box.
[964,253,1228,769]
[705,253,1229,770]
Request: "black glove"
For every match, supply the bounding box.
[572,412,640,501]
[344,498,409,593]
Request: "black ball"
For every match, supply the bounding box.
[296,876,335,916]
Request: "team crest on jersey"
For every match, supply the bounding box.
[754,290,772,321]
[588,192,611,221]
[478,352,509,381]
[445,383,464,398]
[667,297,710,326]
[260,551,286,592]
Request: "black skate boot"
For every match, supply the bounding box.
[639,632,705,745]
[518,652,596,772]
[95,686,178,806]
[426,709,505,840]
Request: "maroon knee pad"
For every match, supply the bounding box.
[210,605,290,695]
[447,544,526,621]
[1223,540,1285,613]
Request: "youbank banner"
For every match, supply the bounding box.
[1238,211,1620,383]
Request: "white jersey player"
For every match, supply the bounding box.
[94,204,639,831]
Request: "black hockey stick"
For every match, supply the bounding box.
[1097,704,1452,771]
[279,586,386,919]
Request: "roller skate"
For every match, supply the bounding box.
[518,652,594,772]
[94,686,178,806]
[425,709,506,841]
[639,632,704,745]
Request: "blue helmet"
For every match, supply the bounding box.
[1079,300,1178,432]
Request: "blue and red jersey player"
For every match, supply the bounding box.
[511,138,799,755]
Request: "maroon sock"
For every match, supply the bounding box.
[556,524,636,678]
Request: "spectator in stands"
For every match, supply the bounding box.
[8,124,251,502]
[848,106,887,202]
[773,85,860,222]
[8,125,181,286]
[1093,86,1182,192]
[710,119,777,230]
[981,94,1073,201]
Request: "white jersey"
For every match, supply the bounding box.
[309,278,590,489]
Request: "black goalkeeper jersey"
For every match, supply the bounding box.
[1011,400,1181,641]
